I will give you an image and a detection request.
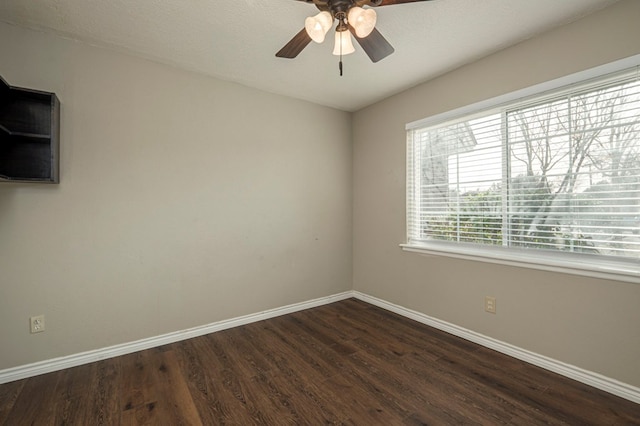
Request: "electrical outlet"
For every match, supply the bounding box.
[485,296,496,314]
[30,315,45,333]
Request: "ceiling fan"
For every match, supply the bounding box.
[276,0,432,73]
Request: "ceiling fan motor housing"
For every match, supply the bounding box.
[312,0,377,17]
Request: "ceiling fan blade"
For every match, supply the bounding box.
[370,0,433,6]
[349,26,394,63]
[276,28,313,59]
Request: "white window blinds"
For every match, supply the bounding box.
[407,67,640,267]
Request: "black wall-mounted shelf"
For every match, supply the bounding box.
[0,75,60,183]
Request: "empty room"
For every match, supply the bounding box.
[1,0,639,424]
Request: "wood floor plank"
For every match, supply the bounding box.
[1,298,639,425]
[340,329,514,423]
[120,349,202,426]
[4,370,61,424]
[350,339,519,424]
[0,377,25,423]
[51,362,97,425]
[257,315,351,380]
[237,327,350,424]
[208,328,305,424]
[331,299,481,358]
[320,369,409,424]
[173,338,256,424]
[86,357,122,425]
[213,326,273,379]
[120,350,158,413]
[433,346,592,424]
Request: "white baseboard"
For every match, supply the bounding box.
[352,291,640,404]
[2,289,638,405]
[0,291,354,385]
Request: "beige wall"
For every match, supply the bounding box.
[353,0,640,387]
[0,22,352,370]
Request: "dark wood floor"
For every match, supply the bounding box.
[1,298,639,425]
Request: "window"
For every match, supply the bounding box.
[405,62,640,282]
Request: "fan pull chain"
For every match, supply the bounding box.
[339,30,343,76]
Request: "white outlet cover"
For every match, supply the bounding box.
[30,315,45,333]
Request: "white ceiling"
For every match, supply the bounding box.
[0,0,620,111]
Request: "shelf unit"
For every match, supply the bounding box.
[0,75,60,183]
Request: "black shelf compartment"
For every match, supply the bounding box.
[0,75,60,183]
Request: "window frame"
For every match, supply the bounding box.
[403,55,640,284]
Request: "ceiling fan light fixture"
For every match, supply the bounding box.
[347,7,377,38]
[332,29,355,56]
[304,11,333,43]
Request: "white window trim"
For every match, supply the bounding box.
[400,243,640,284]
[403,54,640,285]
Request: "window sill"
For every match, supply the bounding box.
[400,242,640,284]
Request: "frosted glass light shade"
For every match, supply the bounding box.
[348,7,376,38]
[305,11,333,43]
[332,30,355,56]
